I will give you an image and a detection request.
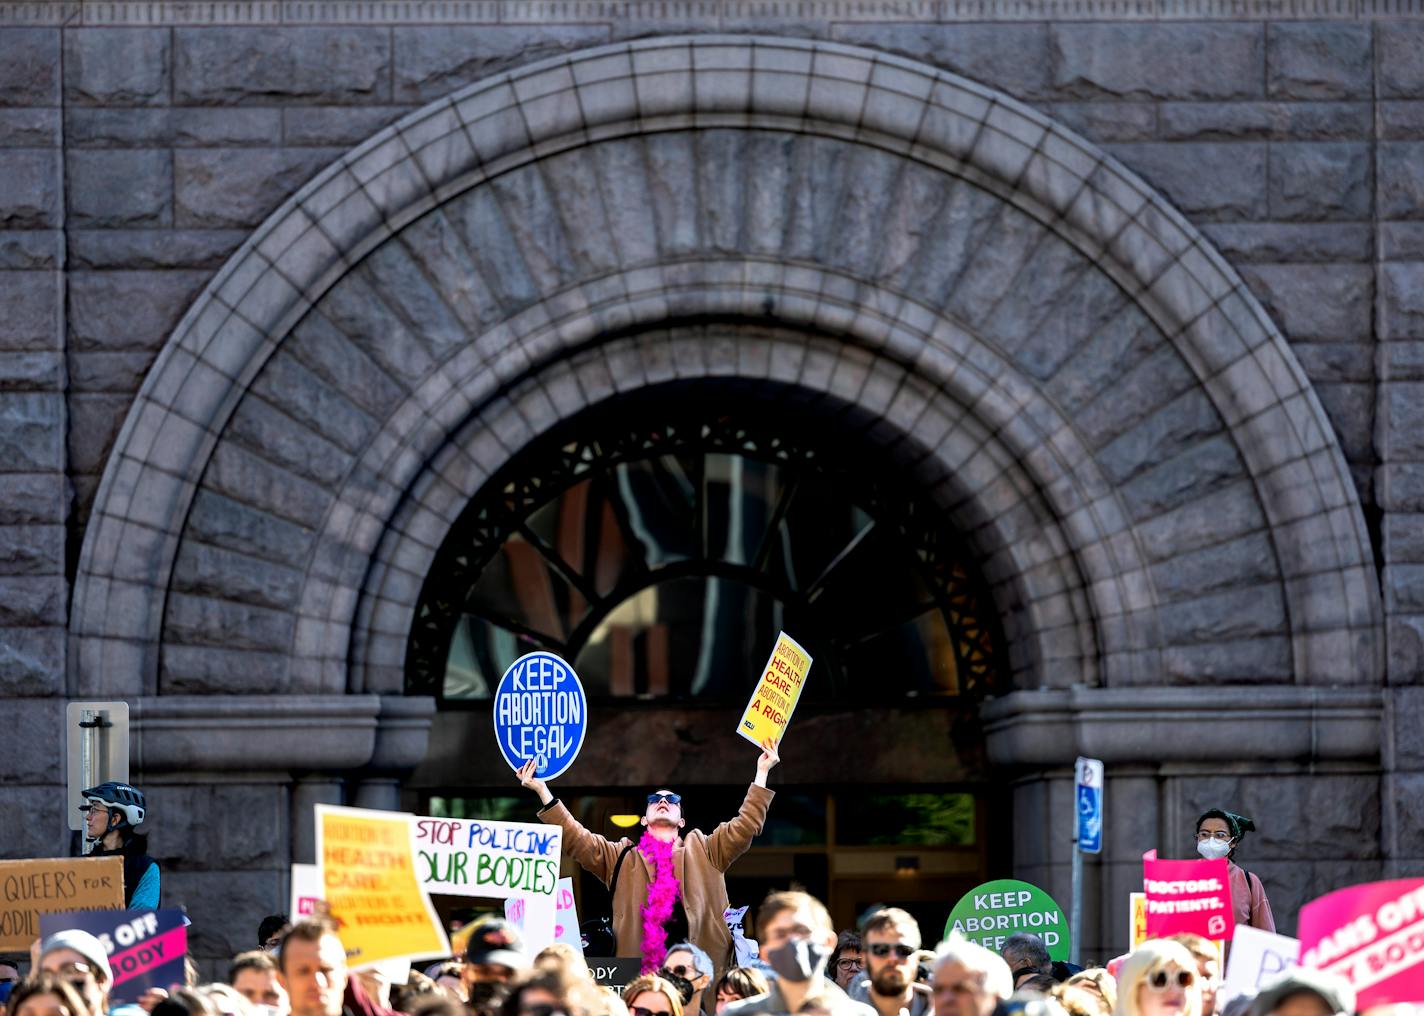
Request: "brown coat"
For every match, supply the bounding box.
[538,784,774,973]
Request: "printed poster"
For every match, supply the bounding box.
[1142,850,1235,941]
[316,805,449,965]
[40,909,186,1004]
[736,632,812,749]
[1299,878,1424,1009]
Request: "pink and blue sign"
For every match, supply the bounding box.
[41,909,187,1004]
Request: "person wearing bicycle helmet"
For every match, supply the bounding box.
[81,781,159,909]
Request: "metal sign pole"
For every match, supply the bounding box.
[1073,756,1104,968]
[1070,837,1083,966]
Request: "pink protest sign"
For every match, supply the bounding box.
[1142,850,1235,940]
[1298,878,1424,1008]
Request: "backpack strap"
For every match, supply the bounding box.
[610,843,635,894]
[1237,865,1259,911]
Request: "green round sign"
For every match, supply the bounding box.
[943,878,1072,962]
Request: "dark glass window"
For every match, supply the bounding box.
[833,792,976,847]
[406,387,1002,704]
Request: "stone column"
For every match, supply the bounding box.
[0,24,68,861]
[983,687,1384,948]
[1374,18,1424,883]
[352,778,402,811]
[292,777,346,865]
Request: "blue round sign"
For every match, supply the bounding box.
[492,651,588,781]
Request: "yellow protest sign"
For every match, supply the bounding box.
[316,805,449,965]
[736,632,812,748]
[0,856,124,949]
[1130,892,1148,950]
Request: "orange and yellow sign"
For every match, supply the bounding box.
[316,805,449,965]
[1130,892,1148,950]
[736,632,812,749]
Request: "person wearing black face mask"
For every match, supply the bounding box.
[722,892,875,1016]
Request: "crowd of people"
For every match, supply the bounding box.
[0,767,1394,1016]
[0,890,1375,1016]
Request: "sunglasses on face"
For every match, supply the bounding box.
[1147,970,1195,991]
[867,943,917,960]
[647,793,682,806]
[662,964,695,978]
[632,1007,673,1016]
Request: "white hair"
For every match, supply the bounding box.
[933,936,1015,1001]
[666,941,714,980]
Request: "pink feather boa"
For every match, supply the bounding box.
[638,830,681,973]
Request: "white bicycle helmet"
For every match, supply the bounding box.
[81,781,146,828]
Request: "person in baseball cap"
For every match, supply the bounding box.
[39,928,115,1016]
[461,917,528,1007]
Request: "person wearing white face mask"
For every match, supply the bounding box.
[1194,810,1274,932]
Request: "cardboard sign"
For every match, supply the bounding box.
[1220,926,1300,1009]
[0,857,124,949]
[507,877,581,953]
[40,909,186,1004]
[944,879,1071,961]
[412,815,562,953]
[736,632,812,748]
[493,651,587,781]
[317,805,450,965]
[290,862,322,920]
[1142,851,1235,941]
[1299,878,1424,1008]
[1130,892,1148,950]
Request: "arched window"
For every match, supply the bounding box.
[406,386,1002,704]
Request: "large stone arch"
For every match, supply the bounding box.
[70,36,1382,721]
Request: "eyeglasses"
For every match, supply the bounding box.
[836,959,863,971]
[867,943,916,960]
[51,962,98,983]
[631,1007,673,1016]
[1147,970,1195,991]
[647,793,681,806]
[1195,830,1232,842]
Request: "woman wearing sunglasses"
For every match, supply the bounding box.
[1193,810,1275,933]
[1112,941,1202,1016]
[521,738,781,1000]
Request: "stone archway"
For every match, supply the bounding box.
[65,33,1392,962]
[71,36,1381,716]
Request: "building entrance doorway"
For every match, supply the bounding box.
[405,378,1011,938]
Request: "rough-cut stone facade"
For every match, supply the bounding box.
[1,2,1421,968]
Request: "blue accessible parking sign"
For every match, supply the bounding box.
[1075,756,1103,854]
[493,651,588,781]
